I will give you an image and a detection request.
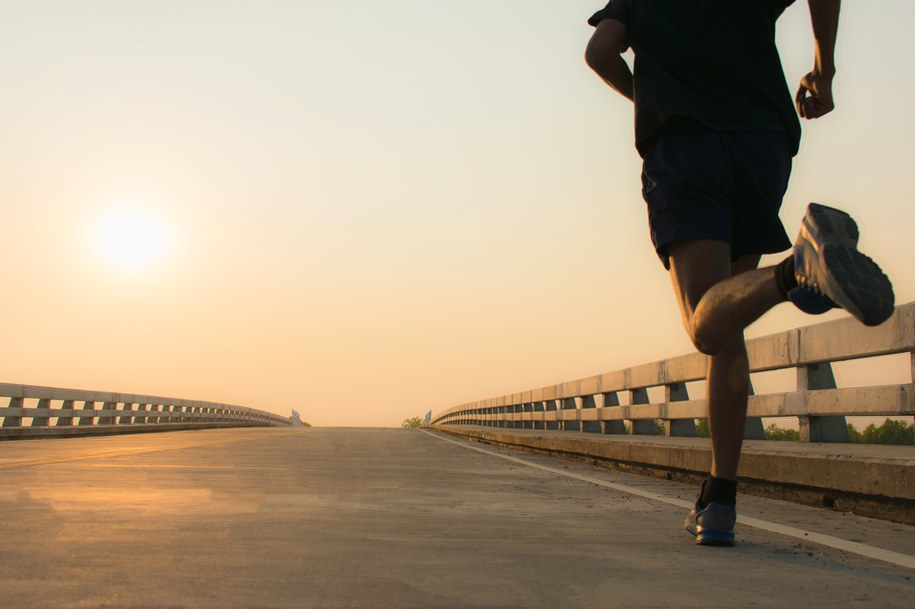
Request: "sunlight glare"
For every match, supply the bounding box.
[94,203,169,270]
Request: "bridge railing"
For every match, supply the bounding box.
[432,302,915,443]
[0,383,290,439]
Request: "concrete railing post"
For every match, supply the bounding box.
[56,400,75,426]
[744,380,765,440]
[545,400,560,430]
[581,395,600,433]
[601,392,626,434]
[561,397,580,432]
[629,388,655,435]
[98,402,116,426]
[118,403,135,425]
[664,383,695,437]
[798,363,849,443]
[30,398,51,427]
[2,397,24,427]
[78,401,96,426]
[534,401,545,430]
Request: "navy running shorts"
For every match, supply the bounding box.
[640,118,793,269]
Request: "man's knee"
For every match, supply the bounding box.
[688,326,721,356]
[680,304,726,355]
[694,335,747,362]
[688,321,747,357]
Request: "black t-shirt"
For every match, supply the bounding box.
[589,0,801,157]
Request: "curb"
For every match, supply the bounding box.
[433,426,915,526]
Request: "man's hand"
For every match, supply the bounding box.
[796,69,835,119]
[799,0,841,119]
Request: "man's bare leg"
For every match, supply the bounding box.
[706,336,749,480]
[667,240,786,482]
[703,255,761,480]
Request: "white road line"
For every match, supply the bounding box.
[422,429,915,571]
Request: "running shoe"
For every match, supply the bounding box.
[684,498,736,546]
[789,203,894,325]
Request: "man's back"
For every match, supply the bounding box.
[589,0,800,155]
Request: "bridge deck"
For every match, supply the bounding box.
[1,427,912,608]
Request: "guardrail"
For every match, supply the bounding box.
[432,302,915,443]
[0,383,290,439]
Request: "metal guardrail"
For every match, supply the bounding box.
[0,383,290,439]
[432,302,915,443]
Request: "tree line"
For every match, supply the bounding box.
[696,417,913,444]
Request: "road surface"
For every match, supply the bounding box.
[1,427,912,608]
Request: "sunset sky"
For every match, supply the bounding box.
[2,1,913,427]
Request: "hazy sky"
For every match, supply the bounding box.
[2,1,913,426]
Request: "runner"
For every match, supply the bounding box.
[584,0,894,545]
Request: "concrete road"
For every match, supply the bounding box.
[0,427,912,608]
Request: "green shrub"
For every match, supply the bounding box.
[848,419,914,445]
[765,424,800,442]
[695,418,710,438]
[401,416,423,429]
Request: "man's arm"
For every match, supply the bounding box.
[796,0,841,119]
[585,19,633,102]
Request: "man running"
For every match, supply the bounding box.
[584,0,894,546]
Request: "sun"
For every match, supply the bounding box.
[94,202,170,270]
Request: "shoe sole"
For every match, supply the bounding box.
[800,203,894,326]
[805,203,859,247]
[820,245,895,326]
[696,531,735,546]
